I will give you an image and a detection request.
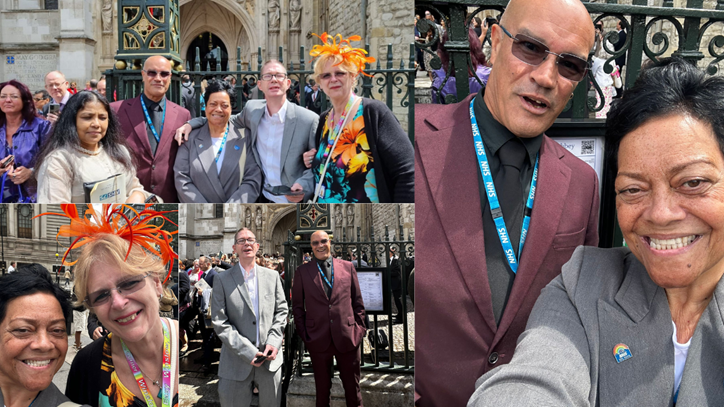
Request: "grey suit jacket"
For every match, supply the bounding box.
[469,246,724,406]
[212,263,289,381]
[189,100,319,201]
[174,121,262,203]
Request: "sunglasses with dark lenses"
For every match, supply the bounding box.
[311,239,330,246]
[499,25,589,82]
[144,70,172,78]
[84,272,153,308]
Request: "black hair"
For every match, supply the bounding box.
[605,57,724,184]
[34,89,51,101]
[0,264,72,327]
[203,79,237,106]
[35,90,135,179]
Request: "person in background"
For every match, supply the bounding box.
[431,28,491,104]
[0,80,51,202]
[96,79,106,99]
[160,277,177,318]
[7,262,15,274]
[42,71,71,124]
[33,90,51,112]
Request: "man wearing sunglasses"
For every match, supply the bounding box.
[175,59,319,204]
[292,231,366,407]
[212,228,288,407]
[111,55,191,203]
[415,0,600,406]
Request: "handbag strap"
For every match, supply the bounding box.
[0,170,25,203]
[312,97,362,203]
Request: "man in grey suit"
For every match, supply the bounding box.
[212,227,288,407]
[176,60,320,203]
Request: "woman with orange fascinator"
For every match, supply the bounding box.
[38,204,179,407]
[307,33,414,203]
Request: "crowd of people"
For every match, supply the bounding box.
[0,32,413,204]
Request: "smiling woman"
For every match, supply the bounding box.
[0,265,75,407]
[468,58,724,406]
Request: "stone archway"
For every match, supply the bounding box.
[268,207,297,255]
[180,0,256,69]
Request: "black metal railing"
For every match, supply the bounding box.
[283,226,414,376]
[415,0,724,247]
[105,44,417,143]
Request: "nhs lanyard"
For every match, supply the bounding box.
[140,96,166,143]
[469,98,538,274]
[317,261,334,289]
[214,124,230,163]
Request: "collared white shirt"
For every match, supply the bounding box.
[672,321,691,399]
[257,100,289,203]
[210,134,227,174]
[59,91,70,109]
[241,263,261,346]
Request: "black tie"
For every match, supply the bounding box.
[495,138,527,252]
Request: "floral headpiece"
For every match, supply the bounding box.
[35,204,178,283]
[309,33,376,77]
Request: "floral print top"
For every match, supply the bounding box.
[313,101,379,203]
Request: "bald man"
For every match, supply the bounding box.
[292,231,366,407]
[42,71,71,124]
[111,55,191,202]
[414,0,600,405]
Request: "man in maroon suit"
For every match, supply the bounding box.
[111,55,190,202]
[415,0,599,406]
[292,231,366,407]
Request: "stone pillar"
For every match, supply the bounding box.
[57,0,96,85]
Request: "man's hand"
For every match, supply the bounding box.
[174,123,192,146]
[302,148,317,168]
[285,183,304,203]
[9,166,32,184]
[92,327,103,340]
[46,112,59,125]
[263,344,279,361]
[251,351,265,367]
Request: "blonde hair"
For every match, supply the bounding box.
[73,234,165,306]
[313,53,360,84]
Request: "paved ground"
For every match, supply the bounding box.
[53,328,94,393]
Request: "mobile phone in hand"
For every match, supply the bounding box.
[1,156,14,169]
[253,354,268,364]
[48,104,60,115]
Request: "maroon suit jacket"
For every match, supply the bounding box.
[415,95,600,407]
[110,96,191,203]
[292,258,366,353]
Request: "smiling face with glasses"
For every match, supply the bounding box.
[141,55,173,102]
[234,229,260,262]
[484,0,594,138]
[258,61,291,100]
[310,230,332,261]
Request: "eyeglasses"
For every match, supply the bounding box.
[84,272,153,308]
[498,25,589,82]
[0,95,20,100]
[260,73,288,81]
[33,97,46,102]
[143,70,172,78]
[311,239,330,246]
[235,238,257,245]
[319,71,348,81]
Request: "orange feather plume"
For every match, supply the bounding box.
[309,32,376,77]
[35,204,178,283]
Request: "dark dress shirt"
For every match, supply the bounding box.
[316,256,333,298]
[141,93,165,156]
[472,89,543,324]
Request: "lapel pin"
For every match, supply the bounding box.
[234,145,240,150]
[199,144,203,148]
[613,343,632,363]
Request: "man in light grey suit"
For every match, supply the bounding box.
[176,60,320,203]
[212,227,289,407]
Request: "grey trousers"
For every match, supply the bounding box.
[218,367,282,407]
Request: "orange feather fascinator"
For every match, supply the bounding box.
[35,204,178,283]
[309,33,376,77]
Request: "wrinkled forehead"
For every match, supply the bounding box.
[236,229,257,241]
[262,62,287,75]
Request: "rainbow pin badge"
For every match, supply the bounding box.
[613,343,632,363]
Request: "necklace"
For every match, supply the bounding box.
[137,364,161,387]
[75,144,102,156]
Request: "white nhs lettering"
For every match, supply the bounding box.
[475,141,485,156]
[505,249,516,263]
[486,182,495,198]
[498,227,509,243]
[481,161,491,176]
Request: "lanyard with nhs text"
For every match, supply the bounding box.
[469,98,538,274]
[317,260,334,289]
[141,96,166,144]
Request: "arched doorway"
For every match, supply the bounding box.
[270,210,297,255]
[185,32,228,71]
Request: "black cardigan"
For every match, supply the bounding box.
[314,97,414,203]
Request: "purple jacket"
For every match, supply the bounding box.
[0,116,51,202]
[432,65,491,104]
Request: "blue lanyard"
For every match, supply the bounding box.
[469,98,539,274]
[140,96,166,143]
[317,260,334,289]
[214,124,230,163]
